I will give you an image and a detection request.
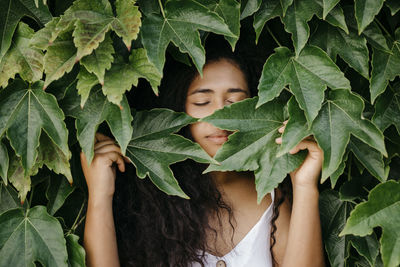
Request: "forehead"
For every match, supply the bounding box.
[186,59,249,94]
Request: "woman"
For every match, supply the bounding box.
[81,47,325,266]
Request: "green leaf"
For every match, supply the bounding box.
[140,0,235,74]
[257,46,350,124]
[370,40,400,103]
[312,89,387,181]
[76,67,99,108]
[0,206,68,267]
[386,0,400,15]
[46,175,74,216]
[30,17,61,50]
[66,234,85,267]
[111,0,142,50]
[80,33,114,86]
[343,6,390,53]
[373,86,400,135]
[278,97,311,156]
[310,22,369,79]
[37,133,73,185]
[43,31,77,89]
[76,89,133,164]
[355,0,384,35]
[253,0,282,43]
[282,0,348,56]
[0,182,22,214]
[128,48,162,96]
[0,0,51,60]
[0,80,69,175]
[322,0,340,19]
[240,0,262,19]
[7,155,31,202]
[59,0,140,60]
[204,0,240,50]
[319,190,354,267]
[320,190,379,267]
[348,137,388,182]
[0,22,44,88]
[102,49,162,105]
[202,98,305,202]
[341,181,400,267]
[0,141,8,184]
[126,109,216,199]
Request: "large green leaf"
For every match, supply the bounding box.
[30,17,61,51]
[203,0,240,50]
[202,97,305,202]
[66,234,85,267]
[102,49,162,105]
[0,80,69,175]
[341,181,400,267]
[6,155,31,202]
[320,190,379,267]
[312,89,387,181]
[76,88,133,165]
[370,38,400,103]
[80,33,114,86]
[46,175,74,216]
[0,22,44,88]
[0,182,22,214]
[0,206,68,267]
[372,85,400,135]
[282,0,348,56]
[0,141,8,184]
[354,0,384,34]
[257,46,350,124]
[140,0,235,74]
[0,0,51,60]
[57,0,141,60]
[310,22,369,79]
[126,109,216,199]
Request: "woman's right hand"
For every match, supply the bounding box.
[80,133,130,201]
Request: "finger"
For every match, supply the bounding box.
[94,143,123,155]
[289,140,320,154]
[95,132,112,143]
[80,151,88,168]
[97,151,126,172]
[94,139,117,150]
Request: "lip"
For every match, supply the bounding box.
[206,131,230,145]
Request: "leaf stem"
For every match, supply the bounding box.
[158,0,166,18]
[347,154,352,181]
[374,18,393,41]
[67,201,85,235]
[266,25,282,47]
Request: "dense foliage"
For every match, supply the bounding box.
[0,0,399,266]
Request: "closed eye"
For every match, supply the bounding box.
[193,101,210,106]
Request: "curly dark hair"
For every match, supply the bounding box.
[113,36,291,266]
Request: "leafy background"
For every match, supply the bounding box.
[0,0,399,266]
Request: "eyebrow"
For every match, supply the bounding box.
[188,88,249,96]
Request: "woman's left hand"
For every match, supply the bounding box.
[275,121,324,190]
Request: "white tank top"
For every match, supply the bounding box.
[190,191,275,267]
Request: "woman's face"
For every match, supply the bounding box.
[185,59,250,157]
